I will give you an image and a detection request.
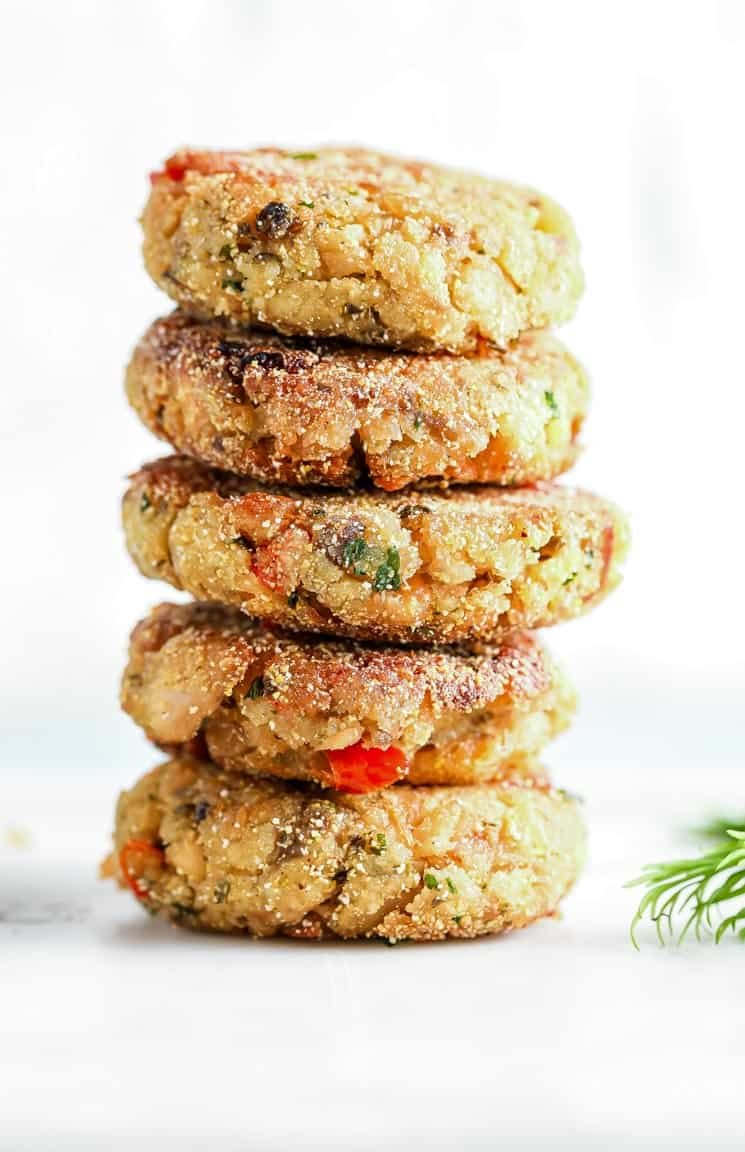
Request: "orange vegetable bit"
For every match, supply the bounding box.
[583,522,615,603]
[149,151,248,185]
[251,544,288,595]
[250,526,309,596]
[599,523,616,591]
[325,742,408,794]
[118,839,165,901]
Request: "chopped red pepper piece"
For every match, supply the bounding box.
[149,157,188,185]
[164,157,188,181]
[119,839,164,901]
[599,524,615,590]
[326,742,408,793]
[149,151,248,185]
[250,525,309,595]
[252,545,286,593]
[583,523,615,603]
[149,167,182,186]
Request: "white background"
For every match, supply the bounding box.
[1,2,744,1149]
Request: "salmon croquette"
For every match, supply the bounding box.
[109,755,585,941]
[126,312,588,491]
[121,602,576,789]
[142,147,583,353]
[123,455,629,645]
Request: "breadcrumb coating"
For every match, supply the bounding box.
[122,455,629,645]
[142,147,583,352]
[109,756,585,941]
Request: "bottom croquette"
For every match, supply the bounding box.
[108,756,585,942]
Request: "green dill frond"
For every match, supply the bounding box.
[626,829,745,948]
[691,815,745,842]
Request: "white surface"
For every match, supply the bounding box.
[2,2,745,1148]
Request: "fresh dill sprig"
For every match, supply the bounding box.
[626,828,745,948]
[691,815,745,842]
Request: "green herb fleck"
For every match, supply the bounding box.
[218,243,233,259]
[287,589,299,609]
[222,275,244,292]
[413,412,424,431]
[424,873,438,890]
[213,879,231,904]
[246,676,265,699]
[171,902,201,919]
[453,915,463,925]
[373,548,401,593]
[298,199,315,209]
[342,536,368,571]
[563,572,577,586]
[139,493,151,514]
[372,832,387,855]
[339,535,401,591]
[292,151,317,161]
[446,877,457,895]
[544,390,560,418]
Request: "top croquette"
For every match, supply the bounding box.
[142,147,583,352]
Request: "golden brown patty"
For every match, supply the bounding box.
[126,312,588,491]
[142,147,583,352]
[109,756,585,941]
[121,602,576,789]
[123,455,629,645]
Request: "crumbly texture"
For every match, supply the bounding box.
[123,455,629,645]
[121,602,576,788]
[109,756,585,941]
[142,147,583,353]
[126,312,588,491]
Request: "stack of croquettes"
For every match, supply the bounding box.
[108,147,628,942]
